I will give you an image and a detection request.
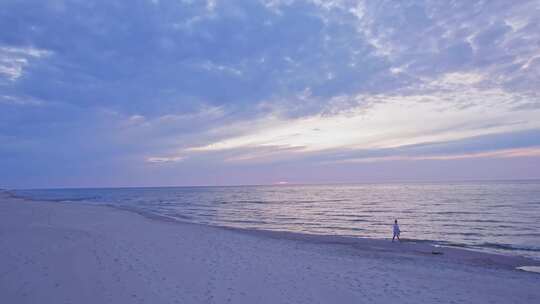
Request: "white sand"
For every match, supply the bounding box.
[1,194,539,304]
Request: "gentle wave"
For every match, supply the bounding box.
[477,243,540,253]
[6,181,540,260]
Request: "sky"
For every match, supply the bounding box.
[1,0,540,188]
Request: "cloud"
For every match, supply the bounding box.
[0,46,51,82]
[184,71,540,160]
[0,94,43,106]
[146,156,185,163]
[337,147,540,164]
[1,0,539,187]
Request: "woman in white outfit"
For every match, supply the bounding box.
[392,219,400,242]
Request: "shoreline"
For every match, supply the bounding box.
[4,191,540,270]
[220,225,540,270]
[1,194,540,303]
[7,187,540,263]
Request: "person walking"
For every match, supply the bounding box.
[392,219,401,242]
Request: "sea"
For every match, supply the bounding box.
[9,180,540,260]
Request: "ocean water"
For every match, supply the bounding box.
[10,181,540,260]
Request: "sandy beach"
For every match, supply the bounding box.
[1,193,539,304]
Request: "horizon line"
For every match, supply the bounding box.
[5,177,540,191]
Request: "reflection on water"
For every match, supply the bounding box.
[12,180,540,259]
